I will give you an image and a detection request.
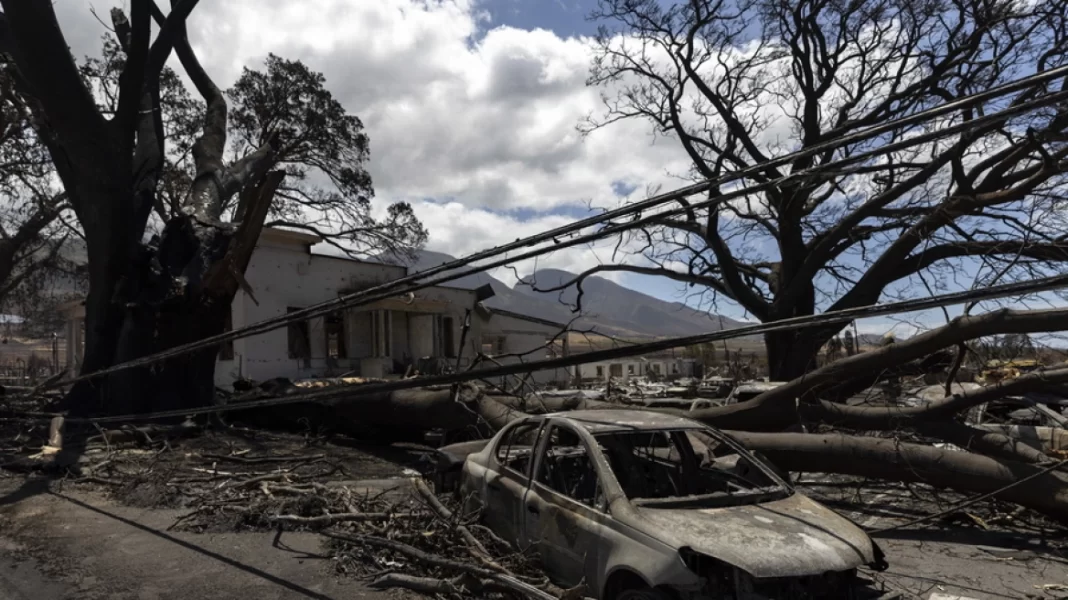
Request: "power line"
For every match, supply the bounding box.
[47,67,1068,391]
[34,268,1068,425]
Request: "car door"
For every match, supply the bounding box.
[522,422,608,588]
[483,420,545,544]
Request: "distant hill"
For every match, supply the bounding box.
[386,250,756,341]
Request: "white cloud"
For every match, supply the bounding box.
[47,0,698,281]
[44,0,1054,313]
[403,200,641,285]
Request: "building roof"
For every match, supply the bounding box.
[259,226,322,246]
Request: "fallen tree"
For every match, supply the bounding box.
[224,380,489,441]
[682,308,1068,432]
[732,431,1068,522]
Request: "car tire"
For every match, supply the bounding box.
[615,588,674,600]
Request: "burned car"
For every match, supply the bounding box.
[457,410,886,599]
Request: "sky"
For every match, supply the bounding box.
[36,0,1056,340]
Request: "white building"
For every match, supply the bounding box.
[473,306,574,387]
[61,228,575,388]
[574,355,696,383]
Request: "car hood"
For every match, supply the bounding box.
[633,493,875,578]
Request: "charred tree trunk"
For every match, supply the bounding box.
[67,223,231,416]
[3,2,284,416]
[65,191,150,415]
[764,328,824,381]
[65,170,282,416]
[763,279,829,381]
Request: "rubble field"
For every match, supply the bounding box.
[0,414,1064,600]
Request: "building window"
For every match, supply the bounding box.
[609,363,623,378]
[480,335,505,356]
[287,307,311,365]
[595,365,604,378]
[627,365,635,375]
[325,312,346,359]
[442,316,456,358]
[218,307,234,360]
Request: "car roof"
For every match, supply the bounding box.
[544,409,704,433]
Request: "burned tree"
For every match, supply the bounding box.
[0,1,425,415]
[572,0,1068,380]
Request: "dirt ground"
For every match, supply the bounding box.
[0,424,429,600]
[0,426,1065,599]
[0,480,406,600]
[803,475,1068,599]
[0,478,1065,600]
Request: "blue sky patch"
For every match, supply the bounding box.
[473,0,601,39]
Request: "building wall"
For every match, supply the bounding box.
[219,240,481,386]
[475,312,573,386]
[575,357,696,383]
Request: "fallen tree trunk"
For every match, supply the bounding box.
[682,309,1068,432]
[912,421,1054,465]
[730,431,1068,522]
[809,366,1068,429]
[229,382,488,441]
[332,383,485,434]
[489,393,620,414]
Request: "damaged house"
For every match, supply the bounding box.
[575,353,698,383]
[60,228,575,388]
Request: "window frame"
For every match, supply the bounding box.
[442,316,456,358]
[531,422,609,513]
[494,419,545,479]
[286,306,312,366]
[325,311,347,359]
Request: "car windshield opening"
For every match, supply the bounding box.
[592,428,788,507]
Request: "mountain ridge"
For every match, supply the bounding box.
[385,250,756,340]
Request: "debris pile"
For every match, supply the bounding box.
[0,416,584,599]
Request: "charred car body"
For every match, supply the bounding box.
[449,410,887,599]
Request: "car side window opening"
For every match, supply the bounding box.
[495,422,542,477]
[595,431,685,499]
[593,429,781,503]
[535,426,604,509]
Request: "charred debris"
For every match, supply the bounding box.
[4,350,1068,600]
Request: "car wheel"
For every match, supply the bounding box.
[615,587,674,600]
